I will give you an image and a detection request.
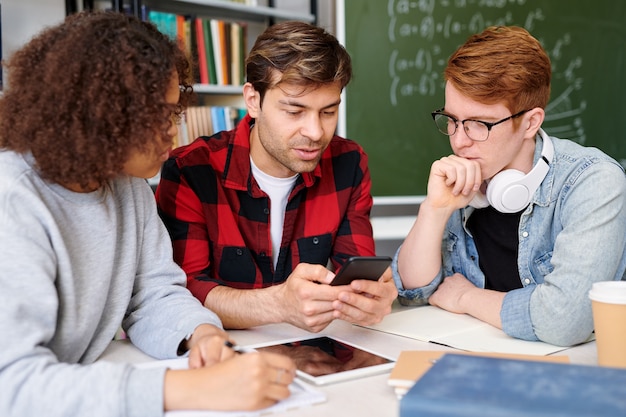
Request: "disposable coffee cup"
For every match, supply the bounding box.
[588,281,626,368]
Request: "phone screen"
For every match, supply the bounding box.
[330,256,392,286]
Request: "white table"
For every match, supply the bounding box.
[99,319,598,417]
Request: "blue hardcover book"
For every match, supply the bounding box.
[400,353,626,417]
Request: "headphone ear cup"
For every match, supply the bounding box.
[486,169,531,213]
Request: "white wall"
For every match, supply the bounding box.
[2,0,65,60]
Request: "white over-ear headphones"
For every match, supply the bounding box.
[470,129,553,213]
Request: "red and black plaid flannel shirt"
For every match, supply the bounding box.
[156,114,375,303]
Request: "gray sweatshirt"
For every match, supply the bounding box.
[0,151,222,417]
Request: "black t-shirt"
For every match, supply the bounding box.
[466,206,524,292]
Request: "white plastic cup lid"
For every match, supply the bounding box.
[588,281,626,304]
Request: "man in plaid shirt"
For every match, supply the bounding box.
[156,21,397,332]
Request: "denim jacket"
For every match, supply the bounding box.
[393,132,626,346]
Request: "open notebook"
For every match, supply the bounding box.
[362,305,588,355]
[136,358,326,417]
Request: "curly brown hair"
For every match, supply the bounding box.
[445,26,551,115]
[246,20,352,104]
[0,11,194,189]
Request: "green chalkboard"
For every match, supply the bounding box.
[344,0,626,196]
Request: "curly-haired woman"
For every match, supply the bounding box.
[0,11,294,417]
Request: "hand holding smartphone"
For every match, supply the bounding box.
[329,256,392,286]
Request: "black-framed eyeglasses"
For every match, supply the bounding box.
[431,108,530,142]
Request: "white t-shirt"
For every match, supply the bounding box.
[250,157,298,268]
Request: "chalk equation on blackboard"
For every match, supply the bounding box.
[386,0,587,143]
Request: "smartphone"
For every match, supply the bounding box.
[329,256,392,286]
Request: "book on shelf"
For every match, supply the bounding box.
[210,106,228,133]
[209,19,223,86]
[239,23,247,85]
[388,350,570,399]
[194,18,209,85]
[222,20,232,86]
[229,22,240,86]
[173,118,189,150]
[201,18,217,85]
[230,22,247,86]
[400,353,626,417]
[101,2,148,20]
[210,19,233,86]
[148,10,178,40]
[177,14,192,60]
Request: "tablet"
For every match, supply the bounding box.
[249,335,395,385]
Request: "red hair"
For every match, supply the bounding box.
[445,26,551,114]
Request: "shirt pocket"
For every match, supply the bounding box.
[217,246,256,283]
[296,233,333,265]
[533,251,554,279]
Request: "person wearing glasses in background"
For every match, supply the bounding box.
[393,26,626,347]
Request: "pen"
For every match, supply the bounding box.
[224,340,254,354]
[225,341,305,387]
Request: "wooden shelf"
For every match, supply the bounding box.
[192,83,244,94]
[144,0,315,23]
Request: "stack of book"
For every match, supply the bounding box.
[173,105,246,149]
[147,11,247,86]
[398,353,626,417]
